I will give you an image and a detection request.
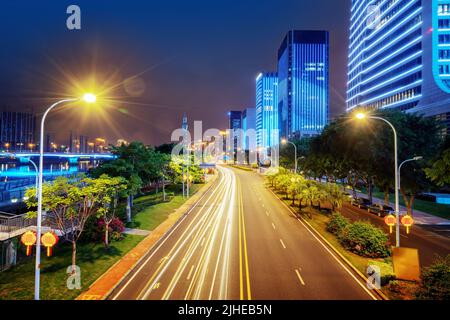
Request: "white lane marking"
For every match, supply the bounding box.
[269,189,378,300]
[272,223,276,230]
[187,265,195,280]
[111,170,225,300]
[266,211,270,217]
[295,269,306,286]
[280,239,286,249]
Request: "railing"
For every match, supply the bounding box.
[0,214,36,233]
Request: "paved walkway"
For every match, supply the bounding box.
[356,191,450,225]
[76,176,217,300]
[123,228,151,236]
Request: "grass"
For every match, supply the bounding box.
[127,184,204,231]
[0,234,144,300]
[229,164,254,172]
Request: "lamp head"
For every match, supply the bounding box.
[413,156,423,161]
[355,112,366,120]
[281,138,287,144]
[82,93,97,104]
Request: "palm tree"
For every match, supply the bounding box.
[325,183,346,212]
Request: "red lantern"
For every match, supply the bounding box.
[41,232,59,257]
[384,214,396,234]
[21,231,37,256]
[401,215,414,234]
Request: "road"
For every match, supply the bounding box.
[340,203,450,267]
[110,166,376,300]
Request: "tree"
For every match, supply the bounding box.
[92,141,168,222]
[324,183,346,212]
[94,175,127,248]
[25,176,113,270]
[425,137,450,187]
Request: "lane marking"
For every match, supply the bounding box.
[111,175,224,300]
[280,239,286,249]
[238,177,252,300]
[187,265,195,280]
[266,211,270,217]
[295,269,305,286]
[272,223,276,230]
[269,188,378,300]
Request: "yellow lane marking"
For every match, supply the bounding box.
[238,179,252,300]
[295,269,306,286]
[238,190,244,300]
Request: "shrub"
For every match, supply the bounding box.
[339,221,390,258]
[98,217,126,242]
[251,163,259,169]
[416,255,450,300]
[326,213,350,236]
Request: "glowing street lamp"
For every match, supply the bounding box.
[281,138,298,173]
[354,111,401,247]
[34,93,96,301]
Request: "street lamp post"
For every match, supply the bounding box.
[35,93,96,301]
[355,113,401,247]
[281,139,298,174]
[399,156,423,193]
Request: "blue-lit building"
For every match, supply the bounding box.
[277,30,330,139]
[0,110,36,152]
[347,0,450,136]
[242,107,256,151]
[228,111,242,162]
[256,72,279,152]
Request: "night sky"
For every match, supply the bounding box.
[0,0,350,146]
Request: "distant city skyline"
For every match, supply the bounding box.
[0,0,351,145]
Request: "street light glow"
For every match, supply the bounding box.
[281,138,287,144]
[83,93,97,104]
[355,112,366,120]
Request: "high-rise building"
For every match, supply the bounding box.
[347,0,450,136]
[242,107,256,151]
[0,110,36,151]
[256,72,279,151]
[277,30,330,139]
[228,111,242,161]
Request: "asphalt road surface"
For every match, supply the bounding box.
[110,166,376,300]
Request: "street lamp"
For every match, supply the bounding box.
[355,112,401,247]
[281,138,298,173]
[34,93,96,300]
[399,156,423,191]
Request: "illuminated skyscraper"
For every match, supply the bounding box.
[347,0,450,135]
[242,107,256,151]
[278,30,329,139]
[256,72,279,152]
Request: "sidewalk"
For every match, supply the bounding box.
[356,191,450,225]
[76,176,217,300]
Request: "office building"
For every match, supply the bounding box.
[228,111,242,162]
[242,107,256,151]
[0,110,36,151]
[347,0,450,135]
[256,72,279,152]
[278,30,330,139]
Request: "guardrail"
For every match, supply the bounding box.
[0,214,36,233]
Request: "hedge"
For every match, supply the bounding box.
[326,213,350,235]
[416,255,450,300]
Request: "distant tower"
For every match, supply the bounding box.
[182,112,188,131]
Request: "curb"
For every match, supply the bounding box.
[267,186,389,301]
[77,174,218,300]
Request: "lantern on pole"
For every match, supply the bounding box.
[21,231,37,256]
[41,232,59,257]
[384,214,396,234]
[401,215,414,234]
